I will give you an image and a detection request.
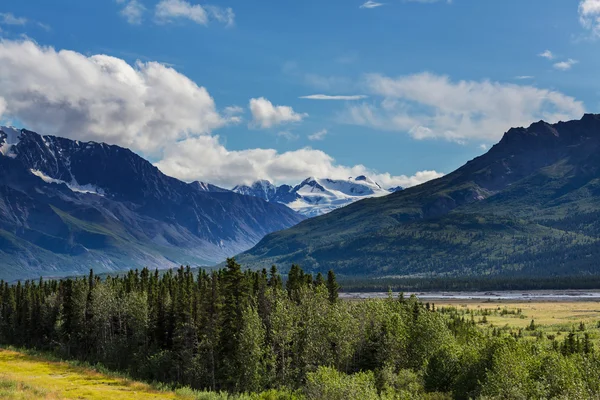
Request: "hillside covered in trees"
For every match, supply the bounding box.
[237,114,600,278]
[1,261,600,399]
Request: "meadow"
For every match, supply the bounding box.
[0,348,199,399]
[0,348,301,400]
[436,300,600,343]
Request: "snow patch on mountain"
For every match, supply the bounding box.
[232,180,278,201]
[29,169,105,196]
[234,176,402,217]
[0,126,21,157]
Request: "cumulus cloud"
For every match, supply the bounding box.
[308,129,328,141]
[117,0,146,24]
[155,135,442,188]
[0,39,226,153]
[344,72,585,143]
[0,39,441,191]
[155,0,235,27]
[553,59,578,71]
[538,50,554,59]
[360,1,384,8]
[300,94,368,100]
[579,0,600,37]
[249,97,307,129]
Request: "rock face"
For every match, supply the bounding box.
[0,127,304,281]
[234,176,401,217]
[236,114,600,277]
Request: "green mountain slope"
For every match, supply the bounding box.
[236,114,600,277]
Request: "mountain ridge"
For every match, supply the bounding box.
[0,127,304,281]
[235,114,600,277]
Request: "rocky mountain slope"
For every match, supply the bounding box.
[0,127,304,280]
[236,114,600,277]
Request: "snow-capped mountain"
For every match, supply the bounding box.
[232,180,299,204]
[234,176,402,217]
[0,126,304,280]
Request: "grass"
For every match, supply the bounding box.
[437,300,600,342]
[0,348,189,399]
[0,348,301,400]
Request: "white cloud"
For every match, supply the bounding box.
[0,13,27,25]
[308,129,328,141]
[0,97,6,118]
[155,0,234,27]
[553,59,578,71]
[0,12,49,30]
[0,39,226,153]
[277,131,298,141]
[155,135,443,188]
[204,5,235,26]
[345,72,585,143]
[538,50,554,59]
[515,76,534,80]
[156,0,207,24]
[117,0,146,25]
[223,106,244,124]
[300,94,368,100]
[249,97,307,129]
[0,39,442,191]
[579,0,600,37]
[37,22,51,31]
[360,1,384,8]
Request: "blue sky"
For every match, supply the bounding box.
[0,0,599,188]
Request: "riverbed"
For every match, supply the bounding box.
[340,290,600,302]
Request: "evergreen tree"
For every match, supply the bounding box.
[326,270,339,304]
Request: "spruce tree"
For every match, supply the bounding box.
[326,270,339,304]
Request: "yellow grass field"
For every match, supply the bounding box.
[0,349,187,400]
[436,300,600,338]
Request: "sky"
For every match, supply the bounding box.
[0,0,599,188]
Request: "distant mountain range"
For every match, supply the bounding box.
[233,176,402,217]
[236,114,600,278]
[0,127,304,281]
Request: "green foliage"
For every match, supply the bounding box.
[305,367,379,400]
[1,263,600,399]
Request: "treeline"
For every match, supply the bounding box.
[1,260,600,399]
[339,274,600,292]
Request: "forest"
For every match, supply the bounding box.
[1,259,599,399]
[338,274,600,292]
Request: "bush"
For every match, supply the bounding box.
[305,367,379,400]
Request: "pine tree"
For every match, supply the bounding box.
[326,270,339,304]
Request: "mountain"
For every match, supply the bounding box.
[0,127,304,281]
[232,180,299,203]
[233,176,400,217]
[236,114,600,277]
